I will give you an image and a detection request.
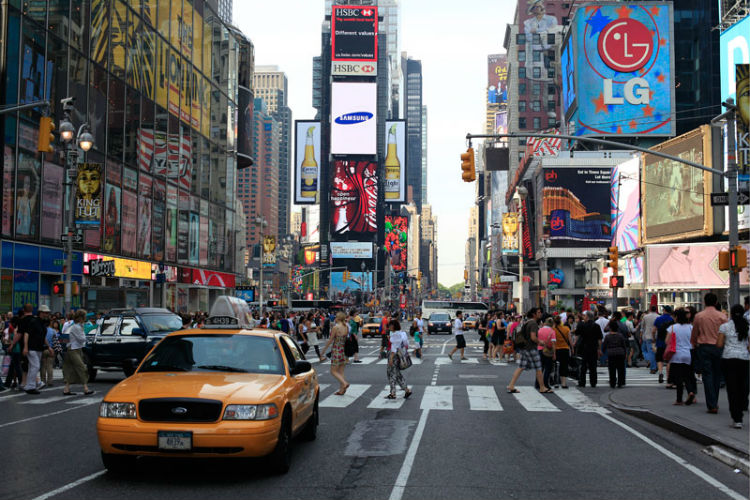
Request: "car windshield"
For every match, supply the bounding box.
[369,317,382,324]
[139,314,183,334]
[467,317,477,322]
[430,314,450,321]
[139,334,284,375]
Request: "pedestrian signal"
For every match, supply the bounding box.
[461,147,476,182]
[719,250,730,271]
[730,246,747,271]
[610,276,624,288]
[52,281,64,295]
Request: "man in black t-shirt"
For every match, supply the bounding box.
[21,304,53,394]
[577,311,604,388]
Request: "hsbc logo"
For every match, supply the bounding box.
[361,65,375,73]
[331,62,378,76]
[337,8,375,17]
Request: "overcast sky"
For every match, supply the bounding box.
[235,0,515,286]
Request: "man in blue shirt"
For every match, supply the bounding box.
[653,306,675,384]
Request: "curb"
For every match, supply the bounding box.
[607,398,749,459]
[702,445,750,476]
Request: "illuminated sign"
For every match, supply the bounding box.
[385,216,408,272]
[84,253,151,280]
[330,242,373,259]
[330,160,378,236]
[384,120,406,202]
[331,5,378,76]
[331,82,377,155]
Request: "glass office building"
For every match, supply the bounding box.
[0,0,253,313]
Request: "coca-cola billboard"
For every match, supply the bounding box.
[330,160,377,237]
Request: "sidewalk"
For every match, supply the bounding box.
[605,375,749,457]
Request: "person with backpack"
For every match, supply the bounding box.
[506,308,552,394]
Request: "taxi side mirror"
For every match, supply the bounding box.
[290,360,312,375]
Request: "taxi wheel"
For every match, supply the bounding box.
[101,452,136,473]
[268,412,292,474]
[300,398,319,442]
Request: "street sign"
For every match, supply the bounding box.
[60,233,83,243]
[710,191,750,206]
[500,275,517,282]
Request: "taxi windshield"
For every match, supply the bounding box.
[139,334,284,375]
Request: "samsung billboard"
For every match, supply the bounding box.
[331,82,377,155]
[563,2,675,137]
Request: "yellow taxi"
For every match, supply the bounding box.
[97,297,319,474]
[361,316,383,337]
[463,316,479,330]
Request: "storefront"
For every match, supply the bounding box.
[0,241,83,313]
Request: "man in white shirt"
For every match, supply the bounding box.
[448,311,467,360]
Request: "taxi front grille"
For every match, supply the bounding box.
[138,398,223,423]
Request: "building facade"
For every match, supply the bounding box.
[404,55,423,210]
[0,0,251,313]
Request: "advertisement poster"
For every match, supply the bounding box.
[137,128,192,191]
[737,64,749,176]
[178,210,189,263]
[567,2,675,136]
[384,216,407,272]
[102,184,121,254]
[521,0,561,82]
[16,152,40,238]
[137,174,152,258]
[41,162,64,241]
[330,271,372,298]
[301,205,320,244]
[330,82,377,155]
[495,112,508,136]
[610,156,640,252]
[331,160,378,236]
[152,180,165,261]
[501,212,519,255]
[330,242,373,259]
[543,166,612,245]
[74,163,102,227]
[262,235,277,267]
[294,121,321,204]
[642,126,711,243]
[331,5,378,75]
[121,190,137,255]
[647,243,749,288]
[3,146,14,236]
[166,184,177,262]
[487,54,508,104]
[719,15,750,105]
[12,271,37,311]
[384,121,406,202]
[199,213,209,266]
[189,212,199,265]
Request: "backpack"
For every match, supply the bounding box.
[513,321,532,350]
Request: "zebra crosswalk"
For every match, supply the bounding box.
[318,384,609,414]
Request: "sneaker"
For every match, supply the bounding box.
[733,422,742,429]
[37,382,46,390]
[353,360,362,363]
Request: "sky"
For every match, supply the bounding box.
[234,0,515,286]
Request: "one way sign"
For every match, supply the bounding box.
[710,191,750,206]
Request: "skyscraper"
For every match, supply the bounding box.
[253,66,292,239]
[404,55,423,210]
[217,0,233,24]
[421,105,428,202]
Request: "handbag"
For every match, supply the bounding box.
[396,346,412,370]
[664,327,677,362]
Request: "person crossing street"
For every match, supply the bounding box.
[448,311,467,360]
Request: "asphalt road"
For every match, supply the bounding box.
[2,334,748,500]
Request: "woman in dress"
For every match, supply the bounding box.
[62,309,93,396]
[386,319,412,399]
[322,312,349,395]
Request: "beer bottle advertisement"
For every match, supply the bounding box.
[294,120,321,204]
[384,120,406,202]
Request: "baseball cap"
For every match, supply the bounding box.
[38,305,51,312]
[662,305,673,313]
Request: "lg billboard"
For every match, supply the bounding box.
[331,82,377,155]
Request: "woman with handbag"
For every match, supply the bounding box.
[665,308,696,405]
[553,315,572,389]
[386,319,412,400]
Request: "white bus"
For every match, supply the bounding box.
[420,300,489,320]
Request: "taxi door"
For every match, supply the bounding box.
[280,336,312,433]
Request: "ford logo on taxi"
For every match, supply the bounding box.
[171,407,188,415]
[335,112,373,125]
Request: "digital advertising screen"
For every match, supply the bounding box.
[331,82,377,155]
[384,120,406,203]
[331,5,378,76]
[487,54,508,105]
[568,2,675,137]
[330,271,373,297]
[384,216,407,272]
[294,121,321,204]
[647,243,749,288]
[610,156,641,252]
[330,242,373,259]
[330,159,378,237]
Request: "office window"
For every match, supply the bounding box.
[533,34,541,44]
[532,100,541,112]
[547,34,556,45]
[533,67,541,79]
[519,138,527,146]
[533,83,541,96]
[519,67,526,79]
[516,33,526,45]
[518,100,527,112]
[548,67,556,79]
[518,51,526,62]
[519,152,525,162]
[533,50,541,62]
[548,117,557,128]
[519,83,527,95]
[519,117,527,129]
[533,117,541,130]
[547,100,556,112]
[548,84,556,95]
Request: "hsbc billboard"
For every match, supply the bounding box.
[331,5,378,76]
[562,2,675,137]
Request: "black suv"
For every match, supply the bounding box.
[427,313,453,335]
[84,308,182,380]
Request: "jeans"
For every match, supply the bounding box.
[642,339,657,370]
[670,362,697,402]
[721,358,749,423]
[697,344,723,410]
[608,354,626,387]
[24,350,42,391]
[4,351,23,387]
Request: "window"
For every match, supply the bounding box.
[533,67,541,79]
[519,117,527,129]
[516,33,526,45]
[119,318,139,336]
[533,50,542,62]
[518,51,526,62]
[532,100,541,112]
[548,84,556,95]
[519,67,526,79]
[518,152,525,162]
[533,117,541,130]
[518,100,527,112]
[519,138,527,146]
[519,83,527,95]
[548,67,556,79]
[547,100,556,112]
[547,34,556,45]
[548,117,557,128]
[563,16,570,26]
[533,83,541,96]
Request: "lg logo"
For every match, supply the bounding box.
[598,18,655,106]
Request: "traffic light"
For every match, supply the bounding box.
[607,246,619,274]
[418,271,422,282]
[730,246,748,271]
[463,269,468,281]
[610,275,624,288]
[460,147,476,182]
[37,116,55,153]
[72,282,79,296]
[719,250,730,271]
[342,270,350,282]
[52,281,64,296]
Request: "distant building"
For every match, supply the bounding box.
[404,55,424,210]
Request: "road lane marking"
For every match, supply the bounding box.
[66,397,103,405]
[440,337,452,355]
[19,395,70,405]
[368,386,408,409]
[511,387,561,412]
[554,387,609,413]
[466,385,503,411]
[0,398,100,429]
[357,357,379,364]
[0,387,55,400]
[320,384,370,408]
[30,470,107,500]
[598,412,746,500]
[420,385,452,410]
[388,409,430,500]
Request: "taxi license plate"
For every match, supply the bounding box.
[157,431,192,451]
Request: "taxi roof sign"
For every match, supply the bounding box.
[206,296,254,329]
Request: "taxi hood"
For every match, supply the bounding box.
[106,372,287,403]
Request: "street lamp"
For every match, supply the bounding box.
[254,216,268,318]
[59,97,94,313]
[513,186,528,316]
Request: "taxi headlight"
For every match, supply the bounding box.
[99,402,137,419]
[428,322,434,326]
[223,403,279,420]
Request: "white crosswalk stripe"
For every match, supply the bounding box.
[19,395,70,405]
[466,385,503,411]
[320,384,370,408]
[368,386,409,409]
[375,357,422,365]
[510,387,561,412]
[66,397,103,405]
[554,387,608,413]
[420,385,453,410]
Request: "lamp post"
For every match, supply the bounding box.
[539,238,550,312]
[254,216,268,317]
[513,186,528,316]
[59,97,94,314]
